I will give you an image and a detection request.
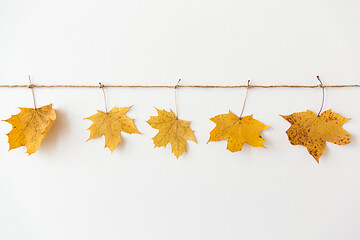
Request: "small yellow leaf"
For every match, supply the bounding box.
[208,111,270,152]
[147,108,196,158]
[4,104,56,155]
[85,106,140,152]
[281,109,351,162]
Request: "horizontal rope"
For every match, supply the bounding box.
[0,84,360,88]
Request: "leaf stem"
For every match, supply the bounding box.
[28,75,37,109]
[240,80,251,118]
[99,83,108,113]
[174,79,181,118]
[316,76,325,116]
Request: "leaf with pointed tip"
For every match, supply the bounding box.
[4,104,56,155]
[85,106,140,152]
[147,108,196,158]
[281,109,351,162]
[208,111,270,152]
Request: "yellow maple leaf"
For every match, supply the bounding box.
[147,108,196,158]
[281,109,351,162]
[85,106,140,152]
[4,104,56,155]
[208,111,270,152]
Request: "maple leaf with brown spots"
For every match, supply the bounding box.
[281,109,351,163]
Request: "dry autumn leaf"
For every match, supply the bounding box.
[208,111,270,152]
[147,108,196,158]
[281,109,351,162]
[85,106,140,152]
[4,104,56,155]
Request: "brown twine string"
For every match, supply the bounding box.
[1,84,359,88]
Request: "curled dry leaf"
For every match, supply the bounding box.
[147,108,196,158]
[208,111,270,152]
[281,109,351,162]
[85,106,140,152]
[4,104,56,155]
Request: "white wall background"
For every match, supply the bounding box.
[1,0,360,239]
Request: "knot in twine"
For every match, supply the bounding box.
[174,79,181,89]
